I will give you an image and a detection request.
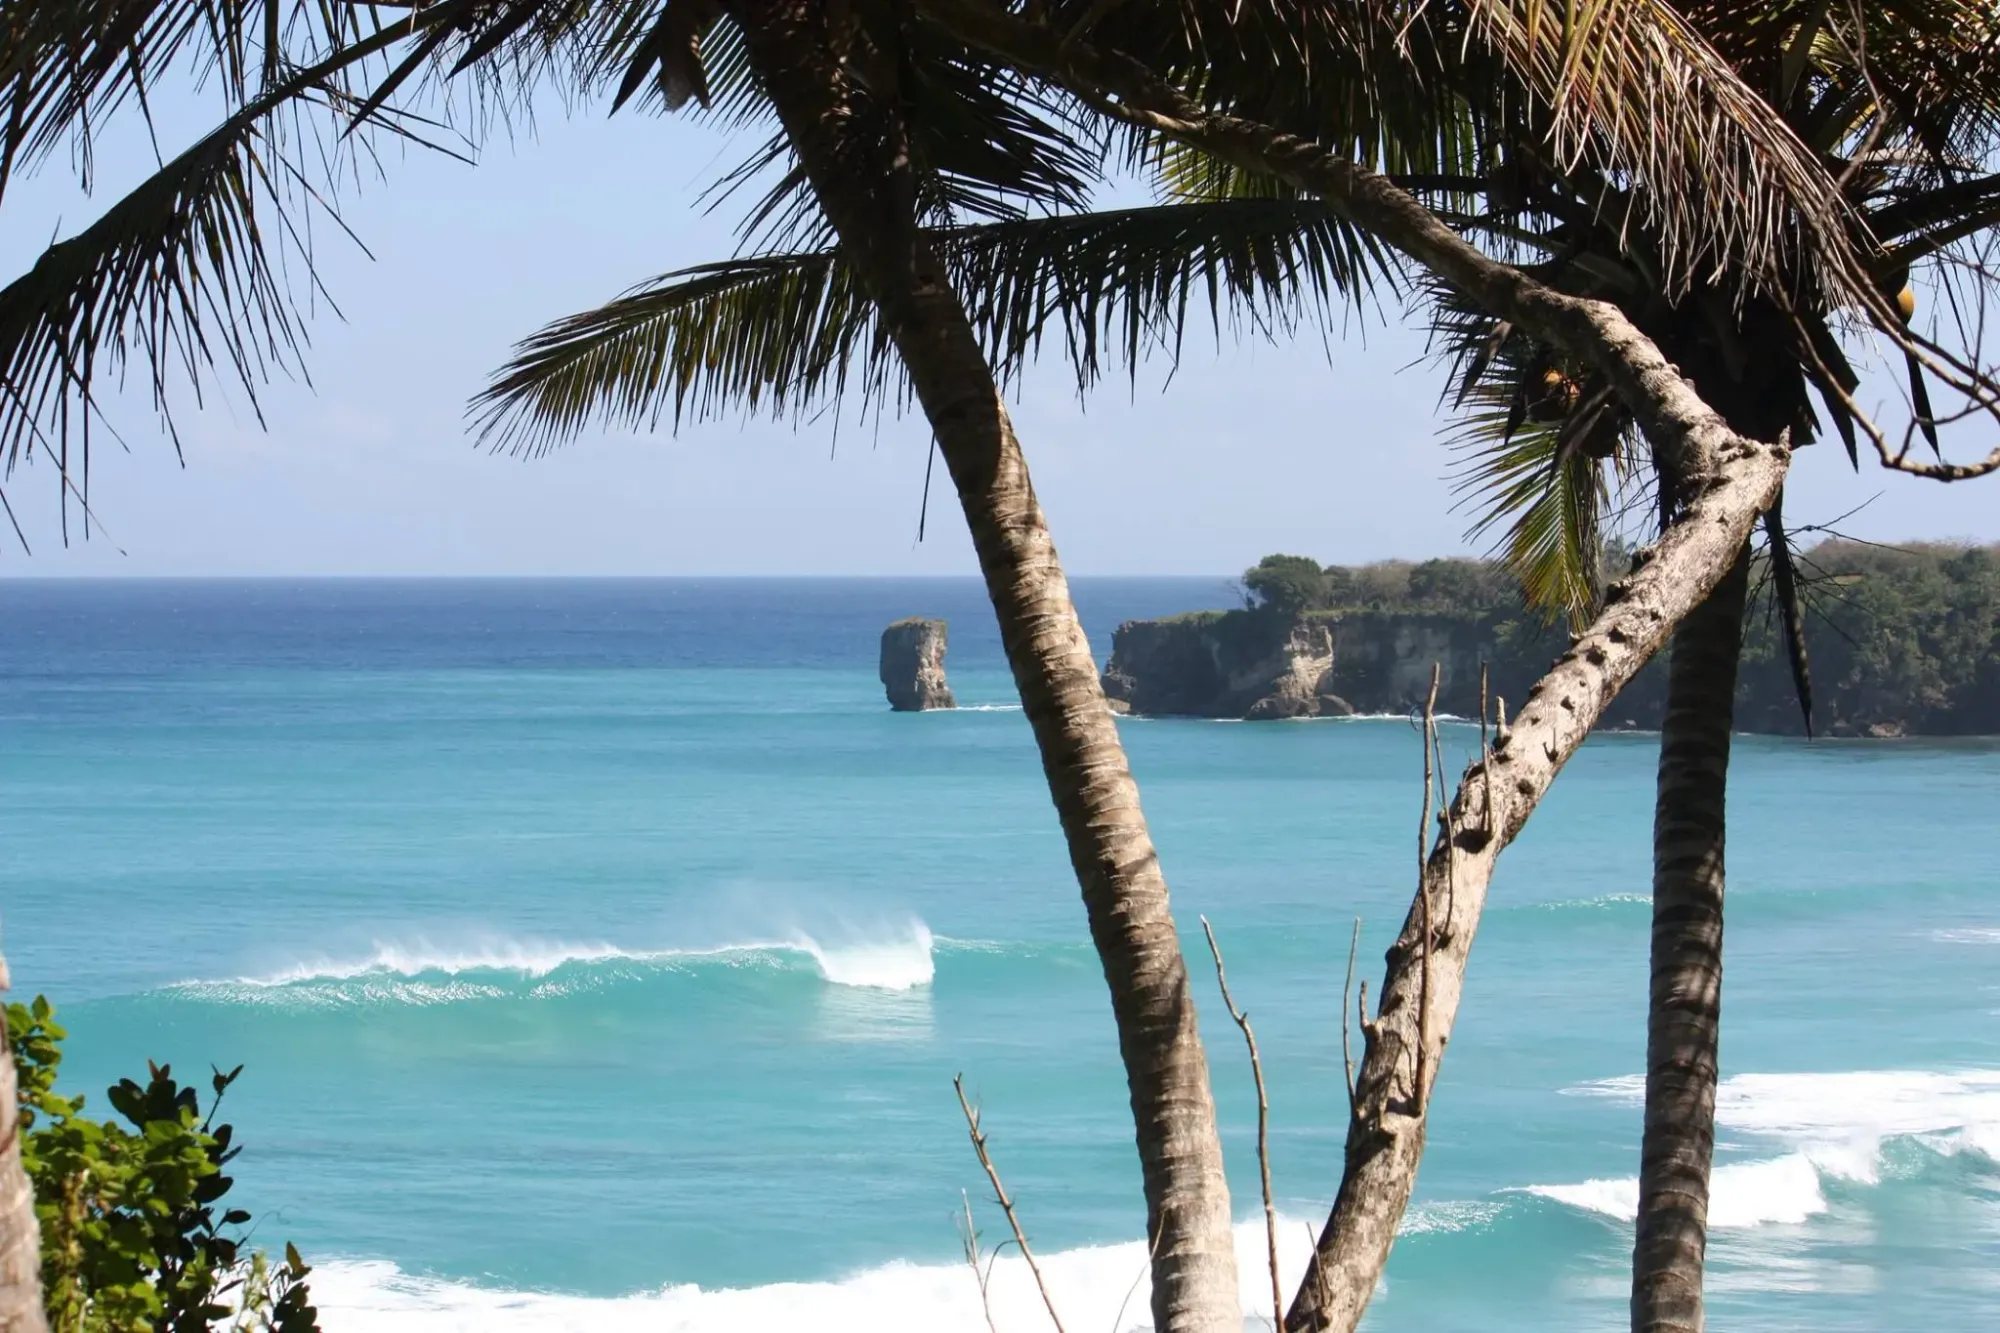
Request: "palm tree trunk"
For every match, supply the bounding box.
[1278,441,1786,1333]
[723,5,1238,1329]
[1,959,49,1333]
[1632,543,1750,1333]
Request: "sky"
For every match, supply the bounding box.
[3,89,1996,578]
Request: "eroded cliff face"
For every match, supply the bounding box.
[1102,612,1348,719]
[1322,614,1482,714]
[880,618,956,711]
[1100,608,1607,721]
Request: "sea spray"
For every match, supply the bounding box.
[790,920,935,991]
[1530,1069,2000,1226]
[164,924,944,1008]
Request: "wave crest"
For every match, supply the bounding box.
[1533,1068,2000,1228]
[171,923,942,1007]
[304,1214,1385,1333]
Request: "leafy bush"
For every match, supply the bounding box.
[5,998,320,1333]
[1241,554,1328,616]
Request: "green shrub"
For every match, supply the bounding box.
[6,998,320,1333]
[1241,554,1328,616]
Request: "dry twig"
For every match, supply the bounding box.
[1341,916,1361,1116]
[1415,664,1441,1110]
[956,1190,1001,1333]
[1200,916,1282,1333]
[954,1075,1067,1333]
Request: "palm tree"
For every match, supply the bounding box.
[1413,10,2000,1326]
[714,5,1248,1325]
[1,5,1249,1327]
[474,7,1821,1331]
[897,5,2000,1331]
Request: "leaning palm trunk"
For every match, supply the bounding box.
[1,958,48,1333]
[1282,441,1786,1333]
[723,4,1238,1329]
[1632,544,1750,1332]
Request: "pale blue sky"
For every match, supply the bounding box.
[3,96,1995,577]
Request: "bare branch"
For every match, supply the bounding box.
[1415,663,1440,1112]
[954,1075,1067,1333]
[956,1190,1001,1333]
[1340,917,1360,1117]
[1200,917,1281,1333]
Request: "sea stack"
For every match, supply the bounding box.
[879,618,957,711]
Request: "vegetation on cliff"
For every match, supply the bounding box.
[1233,544,2000,736]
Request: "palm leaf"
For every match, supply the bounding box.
[1,0,266,199]
[473,196,1401,451]
[0,9,466,484]
[1432,281,1638,622]
[1450,391,1611,624]
[1458,0,1870,307]
[472,252,886,454]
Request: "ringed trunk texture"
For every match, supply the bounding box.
[1632,544,1751,1332]
[1279,442,1788,1333]
[1,959,49,1333]
[724,5,1238,1329]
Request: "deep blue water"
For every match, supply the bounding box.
[3,578,1997,1332]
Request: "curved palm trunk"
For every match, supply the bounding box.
[1,959,49,1333]
[1276,442,1785,1333]
[1632,543,1750,1333]
[724,6,1238,1329]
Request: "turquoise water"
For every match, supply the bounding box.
[3,579,1997,1332]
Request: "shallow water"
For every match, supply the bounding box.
[4,578,1997,1332]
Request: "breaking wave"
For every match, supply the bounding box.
[303,1205,1506,1333]
[1528,1069,2000,1227]
[166,922,942,1007]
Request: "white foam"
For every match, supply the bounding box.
[1527,1153,1827,1228]
[1527,892,1651,912]
[308,1215,1319,1333]
[791,920,936,990]
[226,940,637,986]
[178,923,942,998]
[1533,1068,2000,1227]
[1932,927,2000,945]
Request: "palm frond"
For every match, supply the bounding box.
[1762,492,1814,735]
[471,252,886,455]
[1450,391,1611,624]
[0,0,269,199]
[0,12,442,489]
[473,196,1402,451]
[1433,280,1638,622]
[1459,0,1868,307]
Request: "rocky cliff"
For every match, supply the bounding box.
[880,618,957,711]
[1102,611,1347,719]
[1131,542,2000,732]
[1101,608,1616,722]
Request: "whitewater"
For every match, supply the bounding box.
[5,577,1997,1333]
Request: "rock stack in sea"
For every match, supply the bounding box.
[879,618,956,711]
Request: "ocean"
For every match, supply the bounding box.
[2,578,1996,1332]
